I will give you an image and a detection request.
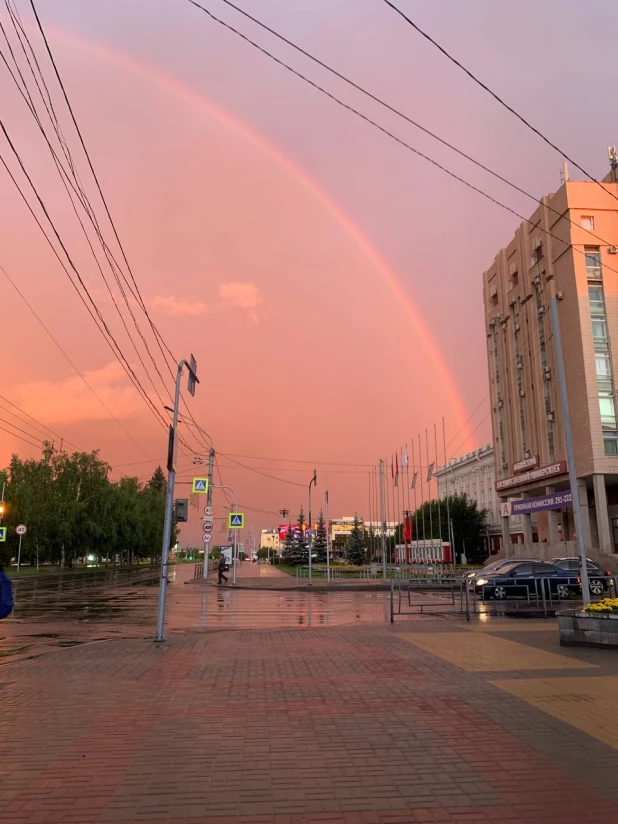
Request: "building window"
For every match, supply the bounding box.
[589,285,605,314]
[592,319,608,346]
[585,247,602,281]
[509,272,519,289]
[581,216,595,231]
[599,394,617,428]
[604,434,618,456]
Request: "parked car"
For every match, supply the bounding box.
[475,561,580,600]
[551,557,614,597]
[466,558,543,586]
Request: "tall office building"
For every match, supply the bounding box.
[482,155,618,556]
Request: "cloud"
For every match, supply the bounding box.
[8,362,145,426]
[151,295,209,317]
[218,282,263,310]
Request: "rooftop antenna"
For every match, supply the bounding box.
[560,160,570,184]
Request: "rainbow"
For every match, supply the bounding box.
[50,28,473,448]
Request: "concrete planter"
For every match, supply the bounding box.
[558,610,618,648]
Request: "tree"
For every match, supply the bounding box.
[295,506,308,565]
[281,523,302,566]
[411,494,488,563]
[0,444,168,568]
[312,510,328,563]
[345,515,367,566]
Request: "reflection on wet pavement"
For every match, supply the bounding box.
[0,563,400,662]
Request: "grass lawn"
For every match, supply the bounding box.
[7,561,155,578]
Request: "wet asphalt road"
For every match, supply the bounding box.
[0,563,402,663]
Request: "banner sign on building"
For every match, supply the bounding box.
[496,461,567,491]
[513,455,538,473]
[510,490,572,515]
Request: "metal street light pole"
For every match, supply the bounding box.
[308,470,317,585]
[155,356,199,642]
[550,298,591,605]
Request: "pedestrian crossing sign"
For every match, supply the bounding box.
[192,478,209,494]
[0,527,5,542]
[228,512,244,529]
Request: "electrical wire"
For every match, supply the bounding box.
[0,421,41,449]
[192,0,618,253]
[218,452,307,488]
[183,1,618,291]
[0,263,153,459]
[0,396,82,452]
[380,0,618,206]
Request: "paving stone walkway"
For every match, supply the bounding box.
[1,614,618,823]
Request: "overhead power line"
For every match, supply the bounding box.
[380,0,618,206]
[196,0,616,252]
[0,421,41,449]
[183,0,618,288]
[0,263,153,459]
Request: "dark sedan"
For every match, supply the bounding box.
[475,562,580,601]
[551,557,614,597]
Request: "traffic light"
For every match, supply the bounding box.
[173,499,188,522]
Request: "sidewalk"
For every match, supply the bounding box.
[1,612,618,822]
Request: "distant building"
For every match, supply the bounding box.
[482,157,618,557]
[436,444,530,555]
[260,529,280,554]
[329,518,398,557]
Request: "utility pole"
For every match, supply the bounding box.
[550,298,591,605]
[202,447,215,578]
[155,355,199,643]
[379,459,387,580]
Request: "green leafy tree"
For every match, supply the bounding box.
[312,510,328,563]
[411,494,488,563]
[345,515,367,566]
[0,445,168,568]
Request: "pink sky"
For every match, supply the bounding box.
[1,0,617,546]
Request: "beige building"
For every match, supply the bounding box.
[260,529,280,554]
[436,444,529,553]
[482,156,618,558]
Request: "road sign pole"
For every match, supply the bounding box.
[17,534,22,572]
[155,357,198,643]
[202,447,215,579]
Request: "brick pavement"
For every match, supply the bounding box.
[1,616,618,823]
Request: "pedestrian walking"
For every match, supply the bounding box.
[0,563,14,620]
[217,555,228,586]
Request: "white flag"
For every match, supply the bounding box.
[427,462,435,482]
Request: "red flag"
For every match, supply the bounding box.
[404,515,412,543]
[395,453,399,477]
[391,456,394,479]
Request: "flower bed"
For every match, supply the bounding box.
[582,597,618,616]
[559,600,618,647]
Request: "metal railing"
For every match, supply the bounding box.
[193,560,219,578]
[390,574,618,622]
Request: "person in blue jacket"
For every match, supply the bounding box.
[0,563,14,619]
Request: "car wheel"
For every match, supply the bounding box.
[557,584,571,600]
[493,585,507,600]
[589,579,604,596]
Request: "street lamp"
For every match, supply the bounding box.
[308,470,317,584]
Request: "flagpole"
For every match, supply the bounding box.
[411,439,418,561]
[426,429,433,545]
[418,435,426,547]
[386,456,393,565]
[379,459,387,579]
[442,417,453,565]
[434,423,442,561]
